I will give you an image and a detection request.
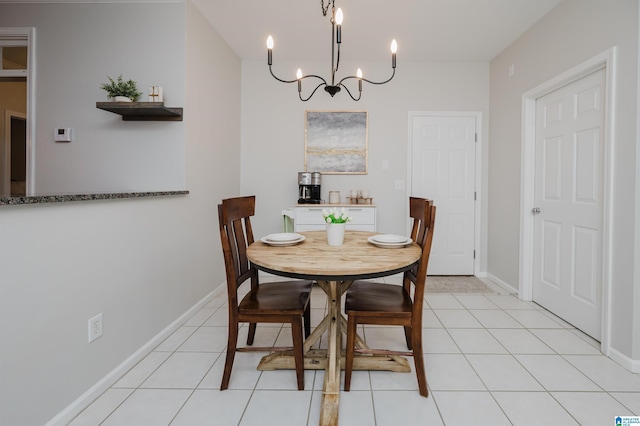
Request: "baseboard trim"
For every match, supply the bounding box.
[46,284,225,425]
[608,347,640,373]
[485,273,519,296]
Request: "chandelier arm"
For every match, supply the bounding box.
[267,0,395,101]
[268,65,299,84]
[338,83,362,101]
[338,68,396,87]
[300,82,327,102]
[269,66,329,87]
[300,74,329,85]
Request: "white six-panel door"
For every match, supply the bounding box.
[411,114,476,275]
[532,68,605,340]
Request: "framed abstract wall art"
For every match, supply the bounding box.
[304,111,368,174]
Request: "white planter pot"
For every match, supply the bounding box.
[326,223,346,246]
[113,96,132,102]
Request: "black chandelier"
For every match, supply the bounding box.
[266,0,397,101]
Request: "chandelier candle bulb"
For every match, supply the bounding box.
[266,35,273,65]
[357,68,362,91]
[335,8,343,43]
[391,39,397,68]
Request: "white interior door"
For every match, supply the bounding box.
[3,111,26,196]
[532,68,605,340]
[410,113,476,275]
[1,114,9,197]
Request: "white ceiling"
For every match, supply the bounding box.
[192,0,562,62]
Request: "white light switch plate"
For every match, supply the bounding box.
[54,128,72,142]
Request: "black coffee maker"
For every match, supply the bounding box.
[298,172,322,204]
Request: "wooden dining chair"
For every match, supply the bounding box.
[218,195,312,390]
[344,197,436,397]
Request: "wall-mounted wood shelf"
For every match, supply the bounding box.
[96,102,183,121]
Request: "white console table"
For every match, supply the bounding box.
[284,204,377,232]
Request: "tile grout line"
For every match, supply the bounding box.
[440,292,584,424]
[76,285,640,425]
[158,308,219,425]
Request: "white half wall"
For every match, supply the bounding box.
[0,2,241,424]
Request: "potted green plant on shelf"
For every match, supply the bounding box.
[100,74,143,102]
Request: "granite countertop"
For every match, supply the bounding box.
[0,190,189,206]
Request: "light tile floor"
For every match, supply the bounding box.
[68,278,640,425]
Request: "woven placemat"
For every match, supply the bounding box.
[425,276,495,293]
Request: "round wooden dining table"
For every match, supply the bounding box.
[247,230,421,426]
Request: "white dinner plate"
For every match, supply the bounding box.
[264,232,303,242]
[371,234,409,244]
[260,234,306,246]
[367,235,412,248]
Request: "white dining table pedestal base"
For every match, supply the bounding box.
[256,280,411,426]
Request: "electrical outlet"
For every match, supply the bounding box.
[88,313,103,343]
[394,180,405,190]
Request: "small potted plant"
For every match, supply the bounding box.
[100,74,143,102]
[322,208,353,246]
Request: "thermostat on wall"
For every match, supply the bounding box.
[54,128,72,142]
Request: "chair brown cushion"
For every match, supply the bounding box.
[345,281,412,317]
[240,281,312,314]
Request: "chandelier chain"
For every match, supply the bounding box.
[320,0,334,17]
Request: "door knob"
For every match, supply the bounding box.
[532,207,541,214]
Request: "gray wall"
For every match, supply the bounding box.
[0,3,186,195]
[0,2,241,424]
[489,0,639,361]
[240,59,490,270]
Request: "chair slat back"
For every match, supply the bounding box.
[218,196,258,310]
[409,197,427,244]
[405,197,436,319]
